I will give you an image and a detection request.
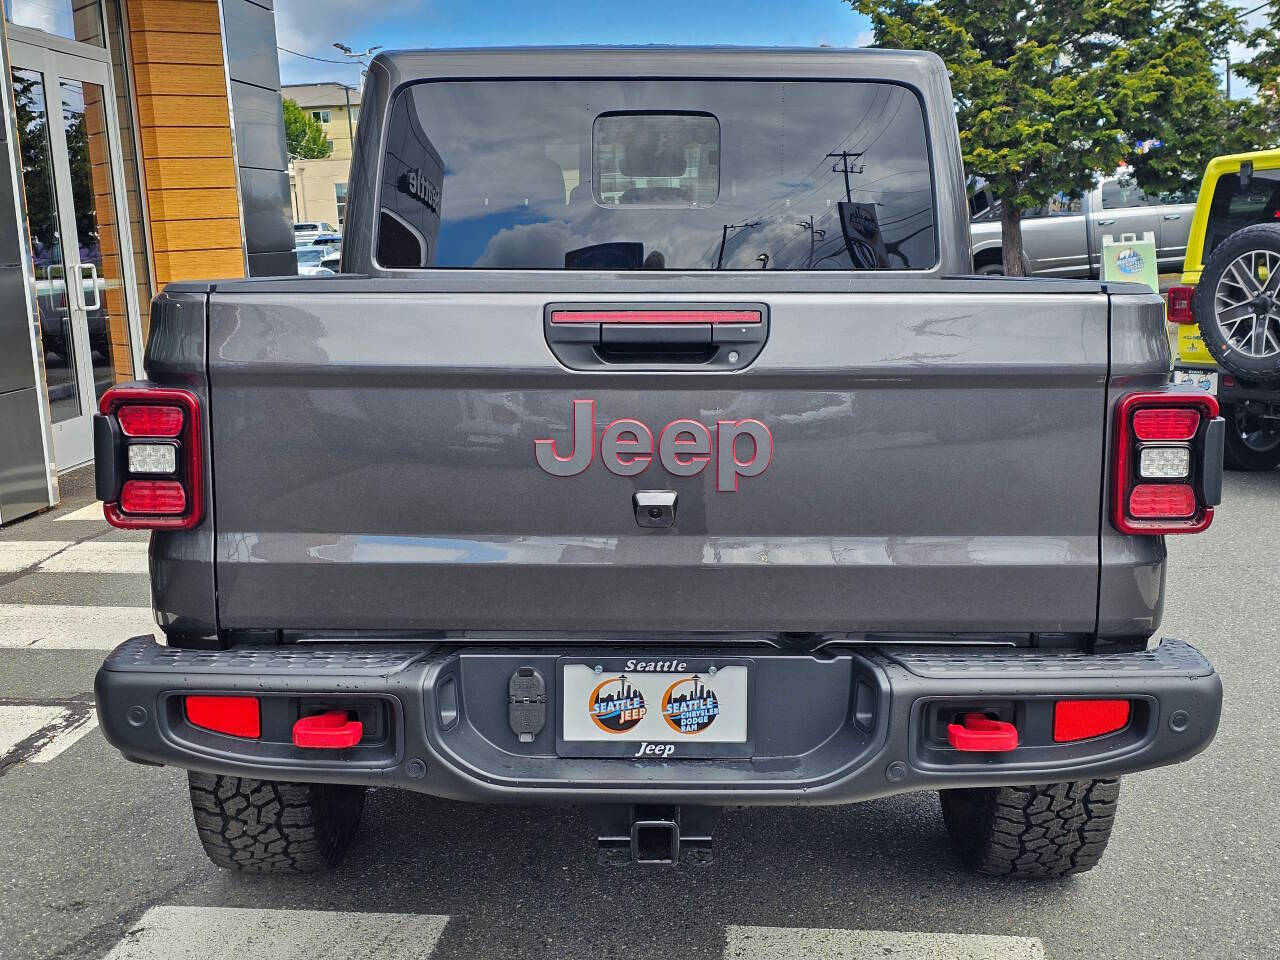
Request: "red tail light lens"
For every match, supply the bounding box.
[117,404,184,437]
[1053,700,1131,742]
[186,696,261,738]
[120,479,187,515]
[1132,408,1199,441]
[1166,285,1195,324]
[100,386,202,530]
[1113,392,1218,534]
[1128,483,1196,518]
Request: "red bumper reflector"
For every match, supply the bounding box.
[1166,285,1195,324]
[293,710,363,749]
[947,713,1018,752]
[550,309,761,325]
[1128,483,1196,518]
[1053,699,1131,742]
[117,404,184,437]
[1132,408,1200,441]
[186,696,260,738]
[120,479,187,515]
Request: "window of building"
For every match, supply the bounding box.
[3,0,104,45]
[335,182,347,225]
[376,79,937,270]
[327,139,334,153]
[312,110,331,123]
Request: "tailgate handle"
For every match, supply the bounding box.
[545,304,769,371]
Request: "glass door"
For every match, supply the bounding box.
[9,39,139,468]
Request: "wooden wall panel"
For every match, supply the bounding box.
[128,0,244,286]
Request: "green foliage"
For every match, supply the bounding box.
[283,98,332,160]
[850,0,1273,273]
[1234,1,1280,145]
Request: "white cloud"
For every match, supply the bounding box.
[274,0,417,84]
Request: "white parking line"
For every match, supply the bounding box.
[0,604,154,649]
[101,907,452,960]
[0,541,68,573]
[0,539,147,575]
[53,502,107,522]
[725,926,1046,960]
[38,541,149,575]
[28,711,98,763]
[0,705,66,756]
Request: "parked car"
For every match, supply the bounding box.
[970,176,1196,277]
[293,221,336,244]
[1165,148,1280,470]
[94,47,1222,880]
[294,244,339,277]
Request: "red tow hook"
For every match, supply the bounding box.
[947,713,1018,753]
[293,710,363,749]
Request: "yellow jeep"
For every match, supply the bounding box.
[1167,148,1280,470]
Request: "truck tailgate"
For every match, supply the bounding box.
[207,288,1108,636]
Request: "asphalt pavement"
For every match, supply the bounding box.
[1,465,1276,960]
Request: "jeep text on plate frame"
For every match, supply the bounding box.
[557,657,754,759]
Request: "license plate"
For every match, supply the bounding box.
[1173,368,1218,394]
[557,657,752,758]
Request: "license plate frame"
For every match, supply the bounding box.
[556,656,754,759]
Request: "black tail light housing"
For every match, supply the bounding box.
[1112,391,1223,535]
[95,385,203,530]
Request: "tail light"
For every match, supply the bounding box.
[1112,391,1222,534]
[1166,285,1196,324]
[96,386,203,530]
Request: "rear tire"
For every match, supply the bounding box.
[940,778,1120,877]
[1221,401,1280,470]
[975,261,1005,276]
[188,772,366,873]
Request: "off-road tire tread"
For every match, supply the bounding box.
[940,778,1120,878]
[1192,223,1280,384]
[188,772,365,873]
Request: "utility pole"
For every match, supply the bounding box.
[796,216,826,268]
[716,220,761,269]
[826,150,865,202]
[342,84,355,149]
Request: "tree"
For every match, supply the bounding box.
[851,1,1265,274]
[1234,1,1280,145]
[283,98,332,160]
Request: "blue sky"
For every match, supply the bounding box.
[275,0,873,85]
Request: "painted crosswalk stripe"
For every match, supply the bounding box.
[0,604,154,649]
[36,541,149,575]
[0,539,148,575]
[0,705,67,757]
[725,926,1046,959]
[101,907,452,959]
[52,502,108,522]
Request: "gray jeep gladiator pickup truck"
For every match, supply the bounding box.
[93,47,1224,878]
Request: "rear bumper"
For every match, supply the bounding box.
[95,637,1222,805]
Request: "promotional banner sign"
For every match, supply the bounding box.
[1101,234,1159,293]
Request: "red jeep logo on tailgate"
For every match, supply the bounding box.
[534,399,772,492]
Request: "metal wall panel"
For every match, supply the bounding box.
[220,0,295,274]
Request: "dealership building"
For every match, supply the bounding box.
[1,0,296,523]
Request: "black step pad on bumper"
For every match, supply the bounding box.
[96,637,1221,805]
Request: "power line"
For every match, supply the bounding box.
[278,46,357,65]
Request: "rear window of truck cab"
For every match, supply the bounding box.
[375,79,936,271]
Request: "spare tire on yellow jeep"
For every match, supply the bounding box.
[1193,223,1280,384]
